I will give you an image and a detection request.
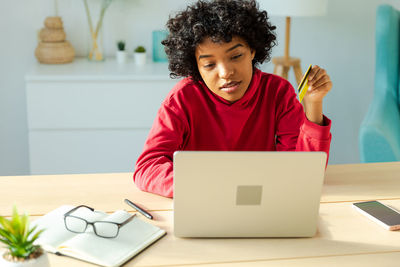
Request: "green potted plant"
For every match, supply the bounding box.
[0,207,48,267]
[116,40,127,64]
[134,45,146,66]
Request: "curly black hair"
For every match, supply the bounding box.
[162,0,277,82]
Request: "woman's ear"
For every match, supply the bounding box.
[251,49,256,60]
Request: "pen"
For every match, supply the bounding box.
[124,198,153,220]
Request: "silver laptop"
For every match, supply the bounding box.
[173,151,327,238]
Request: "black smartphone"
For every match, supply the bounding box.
[353,200,400,231]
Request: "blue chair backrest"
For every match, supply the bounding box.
[376,5,400,105]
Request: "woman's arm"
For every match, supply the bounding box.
[133,103,188,198]
[275,68,332,161]
[302,65,332,126]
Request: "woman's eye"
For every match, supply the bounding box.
[204,63,215,69]
[232,54,242,60]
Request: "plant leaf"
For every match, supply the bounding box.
[30,229,45,243]
[0,228,14,242]
[0,207,45,259]
[21,213,29,242]
[0,237,12,247]
[26,224,37,238]
[0,216,14,233]
[0,227,19,244]
[7,231,19,245]
[0,216,7,228]
[10,206,21,237]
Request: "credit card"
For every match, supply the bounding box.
[297,64,312,103]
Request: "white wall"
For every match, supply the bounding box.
[0,0,399,175]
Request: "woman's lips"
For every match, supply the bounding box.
[220,81,241,93]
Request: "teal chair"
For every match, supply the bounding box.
[359,5,400,163]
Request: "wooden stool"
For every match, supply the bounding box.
[272,56,303,85]
[271,17,304,86]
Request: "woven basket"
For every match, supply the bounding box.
[44,17,63,29]
[39,28,66,42]
[35,41,75,64]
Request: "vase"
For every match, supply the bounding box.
[116,50,127,64]
[134,52,146,66]
[0,250,50,267]
[152,30,168,62]
[83,0,112,61]
[35,16,75,64]
[87,24,104,61]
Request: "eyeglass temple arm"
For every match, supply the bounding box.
[64,205,95,216]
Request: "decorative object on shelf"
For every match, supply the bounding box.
[35,16,75,64]
[83,0,113,61]
[152,30,168,62]
[258,0,328,85]
[134,45,147,66]
[0,206,49,267]
[116,40,127,64]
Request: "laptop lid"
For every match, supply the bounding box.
[173,151,327,238]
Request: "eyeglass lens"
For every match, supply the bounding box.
[65,216,119,238]
[65,216,87,233]
[93,222,119,238]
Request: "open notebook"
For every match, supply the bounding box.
[31,205,166,267]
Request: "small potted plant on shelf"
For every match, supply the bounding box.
[0,206,48,267]
[116,40,127,64]
[134,45,146,66]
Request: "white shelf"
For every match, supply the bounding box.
[25,57,176,174]
[25,57,173,82]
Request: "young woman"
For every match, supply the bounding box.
[133,0,332,198]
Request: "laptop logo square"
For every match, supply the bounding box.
[236,185,263,205]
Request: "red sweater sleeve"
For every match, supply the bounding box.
[297,116,332,155]
[133,102,188,198]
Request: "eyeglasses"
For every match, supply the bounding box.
[64,205,134,238]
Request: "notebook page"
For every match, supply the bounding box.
[59,210,165,267]
[32,205,76,252]
[32,205,108,253]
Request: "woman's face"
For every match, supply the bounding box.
[195,36,256,103]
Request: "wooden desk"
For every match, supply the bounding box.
[1,162,400,266]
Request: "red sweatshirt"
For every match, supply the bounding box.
[134,68,332,197]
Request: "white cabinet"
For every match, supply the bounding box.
[26,58,176,174]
